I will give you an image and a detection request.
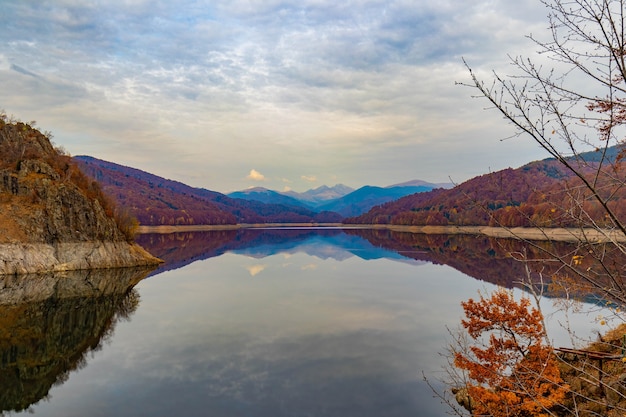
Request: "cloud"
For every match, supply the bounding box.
[0,0,552,192]
[301,175,317,183]
[10,64,39,78]
[246,264,267,276]
[247,169,266,181]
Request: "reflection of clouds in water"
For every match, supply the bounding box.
[36,247,493,417]
[119,329,425,417]
[301,263,317,271]
[303,244,354,261]
[266,296,398,337]
[246,264,267,276]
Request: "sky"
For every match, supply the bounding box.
[0,0,555,193]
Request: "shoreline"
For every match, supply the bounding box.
[0,241,161,275]
[137,224,626,243]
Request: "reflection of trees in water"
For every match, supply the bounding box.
[138,228,572,288]
[344,229,558,288]
[138,228,626,297]
[136,228,345,275]
[136,227,626,301]
[345,229,626,302]
[0,267,152,413]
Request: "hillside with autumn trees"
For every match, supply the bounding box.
[73,146,626,229]
[345,148,626,228]
[73,156,343,225]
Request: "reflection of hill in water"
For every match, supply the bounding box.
[137,228,622,292]
[343,229,559,287]
[346,229,626,304]
[136,228,419,276]
[0,267,153,413]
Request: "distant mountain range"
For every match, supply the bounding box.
[73,156,342,225]
[227,182,448,217]
[283,184,355,205]
[73,155,445,225]
[314,185,439,217]
[76,146,626,229]
[227,187,312,209]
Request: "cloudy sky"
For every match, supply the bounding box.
[1,0,553,193]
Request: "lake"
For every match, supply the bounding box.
[1,228,608,416]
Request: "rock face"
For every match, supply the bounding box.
[0,120,161,273]
[0,241,159,274]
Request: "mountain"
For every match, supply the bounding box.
[317,184,438,217]
[227,187,313,209]
[76,155,439,225]
[282,184,355,206]
[0,120,160,273]
[228,183,438,217]
[74,156,343,225]
[74,155,238,225]
[561,144,625,163]
[387,179,454,189]
[345,155,626,228]
[76,148,626,229]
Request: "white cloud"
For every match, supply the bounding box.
[247,169,266,181]
[301,175,317,183]
[246,264,267,276]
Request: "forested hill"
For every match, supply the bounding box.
[344,158,612,227]
[73,156,343,225]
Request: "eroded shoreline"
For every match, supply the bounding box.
[137,224,626,243]
[0,241,162,275]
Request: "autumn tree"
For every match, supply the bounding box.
[452,289,568,417]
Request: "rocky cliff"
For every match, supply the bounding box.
[0,119,161,273]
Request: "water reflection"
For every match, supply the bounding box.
[0,267,153,413]
[135,228,422,277]
[5,229,614,416]
[136,228,587,289]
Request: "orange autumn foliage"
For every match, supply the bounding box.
[454,289,568,416]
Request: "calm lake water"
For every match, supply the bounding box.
[2,228,608,416]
